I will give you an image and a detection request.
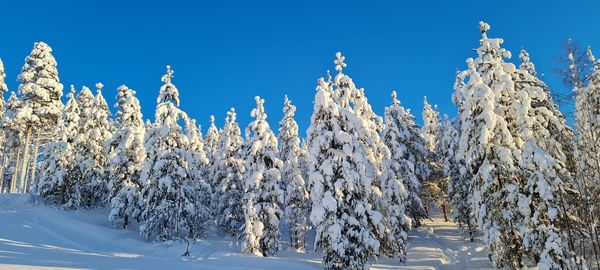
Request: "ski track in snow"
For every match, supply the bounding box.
[0,194,492,269]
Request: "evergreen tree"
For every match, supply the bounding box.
[140,66,211,241]
[383,91,427,225]
[242,96,283,256]
[184,117,213,231]
[456,24,577,269]
[307,54,380,269]
[449,71,478,241]
[0,59,6,117]
[211,108,246,237]
[422,97,441,153]
[4,92,23,193]
[421,97,449,220]
[0,59,9,191]
[575,47,600,269]
[204,115,220,185]
[278,95,308,250]
[37,86,78,206]
[185,118,209,180]
[379,92,413,262]
[70,84,112,208]
[107,85,146,228]
[329,52,393,256]
[514,49,578,269]
[382,91,428,227]
[63,86,80,144]
[15,42,64,193]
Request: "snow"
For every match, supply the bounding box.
[0,194,492,270]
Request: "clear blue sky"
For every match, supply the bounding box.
[0,0,598,135]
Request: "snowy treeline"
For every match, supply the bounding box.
[1,21,600,269]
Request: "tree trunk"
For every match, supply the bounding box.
[26,130,40,193]
[10,142,22,193]
[17,125,33,193]
[442,204,448,222]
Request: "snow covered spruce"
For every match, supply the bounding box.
[453,22,580,269]
[138,66,212,241]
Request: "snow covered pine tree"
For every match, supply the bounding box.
[211,108,246,237]
[15,42,64,193]
[456,22,577,269]
[421,97,450,221]
[37,86,79,206]
[70,84,112,208]
[107,85,146,228]
[379,92,413,262]
[278,95,308,250]
[382,91,427,227]
[242,96,284,257]
[307,53,381,270]
[575,47,600,269]
[140,66,210,241]
[204,115,220,188]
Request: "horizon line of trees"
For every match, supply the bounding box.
[1,21,600,270]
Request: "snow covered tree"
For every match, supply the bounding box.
[422,97,441,153]
[204,115,220,185]
[0,59,7,118]
[379,91,413,262]
[514,49,579,269]
[37,86,78,206]
[241,96,283,256]
[185,118,209,180]
[454,22,578,269]
[37,119,73,205]
[574,47,600,269]
[184,117,213,230]
[107,85,146,228]
[307,55,380,269]
[448,72,478,241]
[4,92,24,193]
[298,139,310,189]
[140,65,210,241]
[278,96,308,250]
[329,52,397,257]
[211,108,246,237]
[0,59,9,191]
[455,22,526,269]
[382,91,427,227]
[15,42,64,193]
[63,86,80,144]
[421,97,449,221]
[69,84,112,208]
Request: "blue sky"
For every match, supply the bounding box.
[0,0,598,135]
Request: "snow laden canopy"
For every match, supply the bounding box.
[107,85,146,228]
[307,52,382,270]
[70,85,113,208]
[13,42,65,193]
[0,59,7,119]
[455,21,577,269]
[204,114,220,188]
[241,96,283,257]
[211,108,246,237]
[379,91,413,262]
[140,65,210,241]
[573,46,600,269]
[382,90,425,225]
[278,95,308,250]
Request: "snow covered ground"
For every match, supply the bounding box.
[0,194,492,269]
